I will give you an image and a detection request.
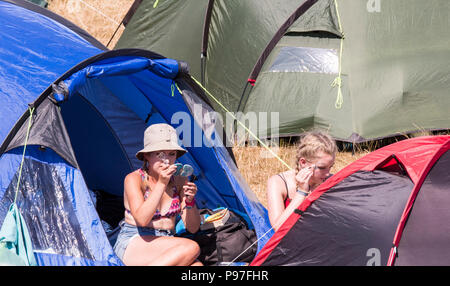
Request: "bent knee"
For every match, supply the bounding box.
[181,239,200,258]
[189,240,201,257]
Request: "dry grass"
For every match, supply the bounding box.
[47,0,134,48]
[46,0,427,208]
[233,144,368,207]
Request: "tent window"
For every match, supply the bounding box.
[0,157,94,259]
[269,47,338,74]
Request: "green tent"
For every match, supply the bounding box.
[116,0,450,142]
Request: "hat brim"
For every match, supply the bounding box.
[136,142,187,161]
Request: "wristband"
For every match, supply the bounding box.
[185,197,196,209]
[296,188,310,197]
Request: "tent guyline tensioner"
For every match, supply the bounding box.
[332,0,344,110]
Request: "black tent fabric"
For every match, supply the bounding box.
[261,171,413,266]
[395,151,450,266]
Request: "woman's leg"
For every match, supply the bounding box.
[122,235,201,266]
[191,260,203,266]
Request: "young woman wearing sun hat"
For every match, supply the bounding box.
[113,123,202,266]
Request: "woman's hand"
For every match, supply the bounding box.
[180,180,200,233]
[182,181,198,203]
[295,165,315,192]
[156,163,177,185]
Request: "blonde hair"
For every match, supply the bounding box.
[295,131,337,174]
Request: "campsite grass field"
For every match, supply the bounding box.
[232,144,367,206]
[46,0,438,207]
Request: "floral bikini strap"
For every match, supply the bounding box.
[139,168,147,181]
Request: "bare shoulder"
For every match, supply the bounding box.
[268,169,297,190]
[267,173,283,185]
[268,170,294,183]
[282,169,296,180]
[267,171,288,193]
[124,170,141,183]
[124,170,143,193]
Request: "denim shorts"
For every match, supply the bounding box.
[113,220,174,261]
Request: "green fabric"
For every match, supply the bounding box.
[116,0,303,114]
[203,0,303,114]
[246,0,450,141]
[116,0,209,79]
[287,0,341,36]
[117,0,450,142]
[26,0,47,8]
[0,204,37,266]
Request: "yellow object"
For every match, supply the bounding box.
[204,209,228,222]
[201,209,231,230]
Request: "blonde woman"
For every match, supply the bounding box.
[267,131,337,231]
[113,123,202,266]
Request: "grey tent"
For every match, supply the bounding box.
[116,0,450,142]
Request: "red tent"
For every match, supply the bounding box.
[252,135,450,266]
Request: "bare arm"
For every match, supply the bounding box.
[267,167,314,231]
[271,192,307,231]
[178,178,200,233]
[125,164,177,226]
[266,175,288,228]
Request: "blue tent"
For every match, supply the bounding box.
[0,0,272,266]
